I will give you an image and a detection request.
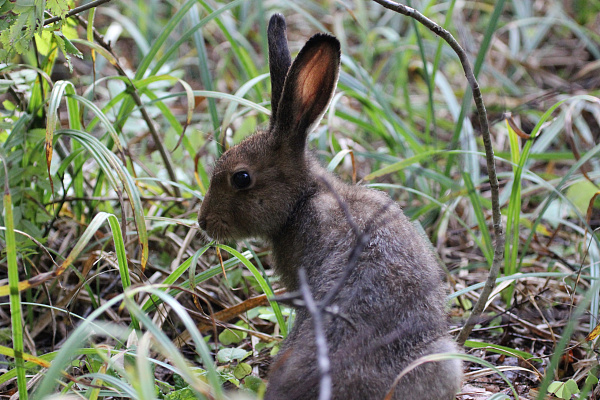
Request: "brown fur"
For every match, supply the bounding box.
[198,14,462,400]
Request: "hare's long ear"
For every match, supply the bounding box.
[268,14,292,123]
[272,33,340,150]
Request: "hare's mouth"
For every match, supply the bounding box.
[201,219,233,242]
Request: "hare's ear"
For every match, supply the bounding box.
[268,14,292,122]
[273,33,340,150]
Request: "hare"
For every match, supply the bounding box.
[198,13,462,400]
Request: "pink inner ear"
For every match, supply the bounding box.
[297,47,331,111]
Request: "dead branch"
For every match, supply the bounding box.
[370,0,505,346]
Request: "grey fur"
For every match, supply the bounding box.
[198,14,462,400]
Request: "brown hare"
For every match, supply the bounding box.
[198,13,462,400]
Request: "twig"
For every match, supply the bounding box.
[42,0,114,27]
[44,195,187,205]
[74,14,112,52]
[371,0,504,346]
[298,268,332,400]
[6,85,26,110]
[74,16,181,198]
[317,177,395,309]
[273,177,396,335]
[270,292,357,330]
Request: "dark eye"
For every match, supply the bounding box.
[231,171,252,189]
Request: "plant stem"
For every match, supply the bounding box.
[370,0,505,346]
[75,15,181,198]
[43,0,114,26]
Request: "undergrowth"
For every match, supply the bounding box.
[0,0,599,399]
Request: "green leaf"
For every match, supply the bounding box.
[0,0,74,60]
[270,344,280,357]
[164,387,197,400]
[547,381,564,396]
[464,340,542,362]
[46,0,69,18]
[241,375,265,393]
[1,99,15,110]
[233,362,252,380]
[549,379,580,399]
[218,321,249,346]
[53,32,82,72]
[565,379,580,395]
[566,179,599,215]
[586,373,599,387]
[216,348,250,363]
[0,0,13,13]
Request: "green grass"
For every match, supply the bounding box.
[0,0,599,398]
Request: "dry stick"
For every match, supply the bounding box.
[318,177,396,310]
[371,0,504,346]
[47,8,182,198]
[42,0,114,26]
[274,177,395,313]
[44,195,187,204]
[271,181,397,400]
[298,268,332,400]
[87,17,180,198]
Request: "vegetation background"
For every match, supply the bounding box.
[0,0,599,399]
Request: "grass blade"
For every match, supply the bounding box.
[463,172,493,265]
[56,129,149,270]
[217,244,287,337]
[2,167,28,399]
[189,5,220,134]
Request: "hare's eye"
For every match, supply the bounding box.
[231,171,252,189]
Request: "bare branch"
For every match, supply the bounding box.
[298,268,332,400]
[43,0,114,26]
[316,176,397,309]
[44,195,187,204]
[371,0,505,346]
[73,16,181,198]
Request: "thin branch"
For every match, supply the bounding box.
[272,177,395,336]
[270,291,357,330]
[42,0,114,27]
[44,195,187,205]
[74,16,181,198]
[36,0,182,198]
[298,268,332,400]
[317,176,397,309]
[73,14,112,51]
[370,0,504,346]
[6,85,26,110]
